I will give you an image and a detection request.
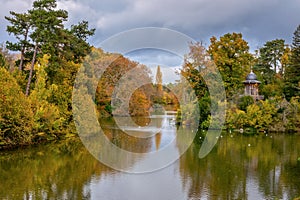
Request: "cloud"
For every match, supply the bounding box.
[0,0,33,43]
[1,0,299,60]
[125,49,182,83]
[90,0,299,47]
[57,0,99,26]
[125,49,182,67]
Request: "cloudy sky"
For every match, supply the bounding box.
[0,0,299,82]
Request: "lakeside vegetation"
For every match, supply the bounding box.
[180,32,300,133]
[0,0,300,149]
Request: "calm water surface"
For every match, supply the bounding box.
[0,115,300,200]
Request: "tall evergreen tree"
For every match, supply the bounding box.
[5,12,31,70]
[5,0,95,95]
[155,65,163,94]
[253,39,289,98]
[285,25,300,99]
[24,0,69,95]
[258,39,285,75]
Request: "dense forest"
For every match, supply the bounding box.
[0,0,300,148]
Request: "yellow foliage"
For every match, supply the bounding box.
[29,55,65,137]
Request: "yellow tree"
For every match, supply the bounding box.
[0,68,34,146]
[208,33,254,99]
[29,55,64,138]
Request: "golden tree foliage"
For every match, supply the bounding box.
[208,33,253,98]
[29,55,65,139]
[81,48,154,117]
[0,68,34,146]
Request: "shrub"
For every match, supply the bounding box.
[0,68,34,146]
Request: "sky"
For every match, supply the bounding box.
[0,0,299,82]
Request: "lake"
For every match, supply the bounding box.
[0,115,300,200]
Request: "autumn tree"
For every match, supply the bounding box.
[84,48,154,117]
[29,55,64,139]
[1,0,95,143]
[0,43,15,70]
[0,68,34,146]
[181,42,219,126]
[208,33,254,98]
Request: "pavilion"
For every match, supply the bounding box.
[243,70,264,100]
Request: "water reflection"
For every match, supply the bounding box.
[99,116,175,152]
[0,139,112,199]
[179,134,300,200]
[0,121,300,199]
[90,115,195,173]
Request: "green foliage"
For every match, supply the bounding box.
[259,76,284,99]
[226,104,247,130]
[226,97,300,132]
[253,39,288,98]
[238,96,254,111]
[287,97,300,131]
[180,43,219,128]
[5,11,31,70]
[28,0,94,85]
[5,0,95,89]
[180,99,200,126]
[245,101,275,131]
[0,68,34,146]
[257,39,286,76]
[181,42,209,99]
[46,60,80,135]
[11,68,30,93]
[285,25,300,100]
[0,53,8,69]
[198,93,212,124]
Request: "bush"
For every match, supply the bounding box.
[0,68,34,146]
[238,96,254,111]
[29,55,65,139]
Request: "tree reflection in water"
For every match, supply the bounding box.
[0,122,300,200]
[179,133,300,200]
[0,138,111,199]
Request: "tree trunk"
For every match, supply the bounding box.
[274,59,277,74]
[25,43,38,96]
[19,27,29,71]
